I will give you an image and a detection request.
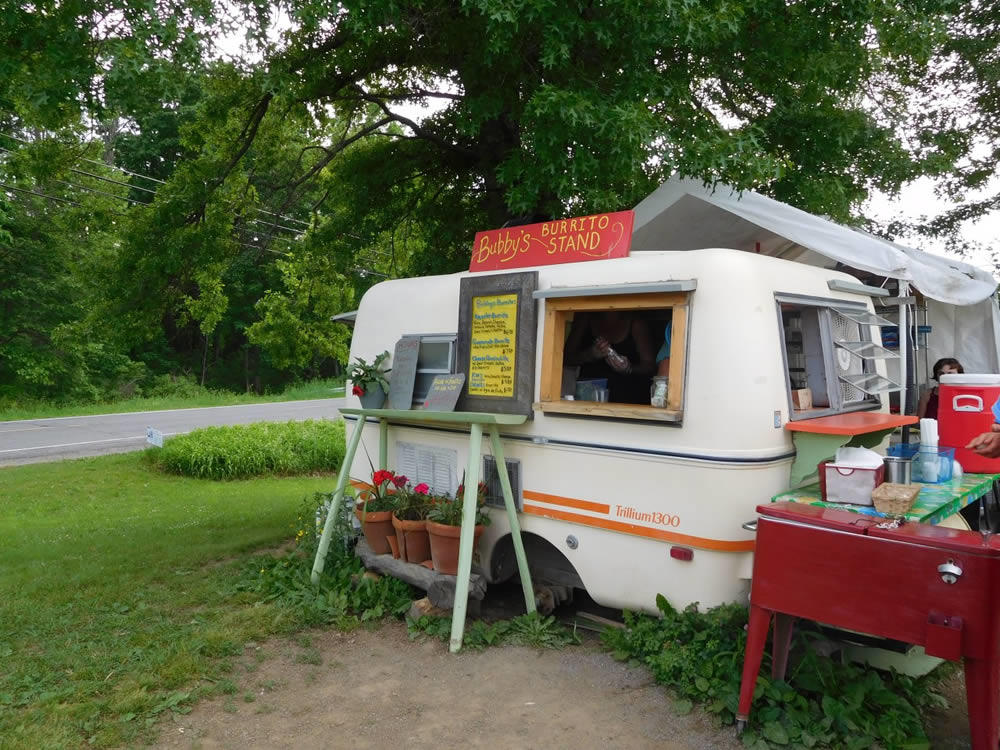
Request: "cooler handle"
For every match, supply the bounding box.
[952,394,984,413]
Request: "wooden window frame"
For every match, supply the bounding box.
[535,291,689,423]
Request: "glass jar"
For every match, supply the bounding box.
[650,376,668,408]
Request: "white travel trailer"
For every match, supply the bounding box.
[344,246,919,613]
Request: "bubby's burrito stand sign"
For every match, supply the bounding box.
[468,210,634,272]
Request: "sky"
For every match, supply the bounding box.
[865,179,999,273]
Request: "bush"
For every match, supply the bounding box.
[151,419,346,479]
[602,595,944,750]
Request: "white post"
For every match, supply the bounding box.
[898,281,909,414]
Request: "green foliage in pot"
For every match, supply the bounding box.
[348,351,390,396]
[390,477,433,521]
[426,487,491,527]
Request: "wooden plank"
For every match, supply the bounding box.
[544,291,690,312]
[340,408,526,425]
[535,400,682,423]
[539,306,565,402]
[667,304,687,412]
[575,611,626,630]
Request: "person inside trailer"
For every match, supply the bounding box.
[917,357,964,419]
[563,310,656,404]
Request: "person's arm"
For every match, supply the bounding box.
[967,424,1000,458]
[563,313,602,366]
[916,387,931,419]
[628,318,656,376]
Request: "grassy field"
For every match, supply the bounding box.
[0,452,339,749]
[0,378,345,422]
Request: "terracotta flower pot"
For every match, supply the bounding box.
[355,506,394,555]
[426,520,485,576]
[392,514,431,564]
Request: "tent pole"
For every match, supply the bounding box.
[899,282,911,443]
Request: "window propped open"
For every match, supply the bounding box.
[536,290,690,422]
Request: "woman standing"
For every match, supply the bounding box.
[563,311,656,404]
[917,357,964,419]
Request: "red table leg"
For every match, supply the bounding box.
[771,613,795,682]
[737,604,772,730]
[963,657,1000,750]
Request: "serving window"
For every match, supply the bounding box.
[535,290,691,422]
[777,295,899,420]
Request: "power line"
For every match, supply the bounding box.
[1,131,315,233]
[52,178,151,205]
[0,181,84,207]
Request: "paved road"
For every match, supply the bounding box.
[0,399,346,467]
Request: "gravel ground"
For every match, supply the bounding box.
[152,620,744,750]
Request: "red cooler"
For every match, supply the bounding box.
[938,373,1000,472]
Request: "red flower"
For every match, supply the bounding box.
[414,483,430,495]
[352,384,365,396]
[392,474,408,488]
[372,469,394,487]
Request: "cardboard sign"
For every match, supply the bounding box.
[423,374,466,412]
[387,336,420,410]
[469,210,633,272]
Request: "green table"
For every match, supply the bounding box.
[311,408,536,652]
[771,472,1000,525]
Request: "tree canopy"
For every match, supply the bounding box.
[1,0,997,402]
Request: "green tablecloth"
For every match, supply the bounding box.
[771,472,1000,525]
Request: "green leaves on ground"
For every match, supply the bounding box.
[408,612,581,651]
[602,597,944,750]
[150,418,345,479]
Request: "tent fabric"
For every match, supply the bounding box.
[631,176,997,306]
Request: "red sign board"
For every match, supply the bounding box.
[469,210,634,272]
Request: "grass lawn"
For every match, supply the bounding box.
[0,378,346,422]
[0,452,338,749]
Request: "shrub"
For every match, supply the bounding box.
[602,595,944,749]
[151,419,346,479]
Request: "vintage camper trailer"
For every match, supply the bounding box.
[343,247,920,613]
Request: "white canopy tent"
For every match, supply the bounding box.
[631,176,1000,409]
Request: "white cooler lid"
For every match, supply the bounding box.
[940,373,1000,385]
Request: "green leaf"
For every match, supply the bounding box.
[673,698,693,716]
[762,721,789,745]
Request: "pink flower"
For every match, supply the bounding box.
[414,483,430,495]
[392,474,408,488]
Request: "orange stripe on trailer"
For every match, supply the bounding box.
[522,490,611,514]
[522,505,755,552]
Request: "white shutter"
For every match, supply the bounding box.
[395,441,457,496]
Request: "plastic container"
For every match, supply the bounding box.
[818,461,885,505]
[887,442,920,460]
[913,447,956,483]
[574,378,608,401]
[938,373,1000,473]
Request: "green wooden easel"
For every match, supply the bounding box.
[311,408,536,652]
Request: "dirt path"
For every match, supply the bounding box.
[152,621,744,750]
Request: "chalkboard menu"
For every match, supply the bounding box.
[423,374,466,412]
[387,336,420,410]
[456,271,537,416]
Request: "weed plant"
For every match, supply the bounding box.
[150,419,345,480]
[237,492,415,627]
[602,595,945,750]
[408,612,581,650]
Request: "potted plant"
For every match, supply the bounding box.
[389,478,433,564]
[425,480,491,575]
[349,351,391,409]
[355,468,397,555]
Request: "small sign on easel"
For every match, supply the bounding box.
[423,374,466,412]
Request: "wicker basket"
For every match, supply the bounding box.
[871,483,920,517]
